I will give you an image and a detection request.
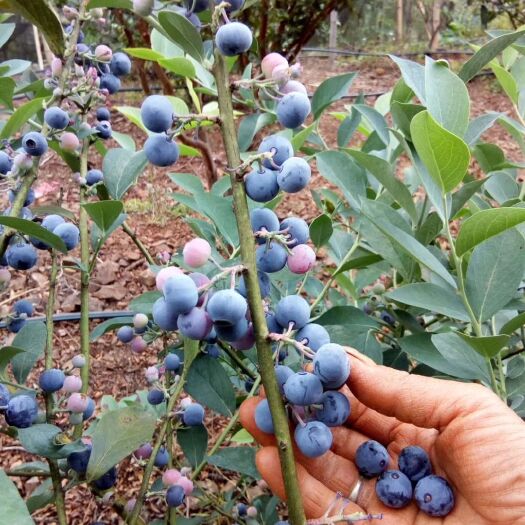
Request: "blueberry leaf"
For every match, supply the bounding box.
[0,469,34,524]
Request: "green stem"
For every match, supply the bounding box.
[218,341,257,379]
[122,222,155,265]
[213,51,306,525]
[4,469,50,477]
[0,379,34,392]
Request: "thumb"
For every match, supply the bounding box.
[347,354,497,430]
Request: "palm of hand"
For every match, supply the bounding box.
[240,354,525,525]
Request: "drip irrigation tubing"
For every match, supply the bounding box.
[300,46,474,57]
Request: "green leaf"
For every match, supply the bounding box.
[456,207,525,256]
[425,58,470,137]
[333,253,383,276]
[184,355,236,416]
[291,122,316,150]
[90,317,132,342]
[102,149,147,200]
[11,322,46,384]
[177,425,208,467]
[169,172,204,193]
[337,108,361,148]
[390,102,424,139]
[26,478,54,514]
[231,428,254,444]
[457,332,509,359]
[309,214,333,248]
[207,447,260,479]
[0,23,14,49]
[31,205,75,221]
[0,469,34,524]
[0,346,24,377]
[17,424,85,459]
[311,72,356,119]
[0,0,64,56]
[193,192,238,247]
[459,29,525,82]
[115,106,146,132]
[465,229,525,322]
[390,55,426,102]
[158,57,196,78]
[82,201,124,234]
[0,97,46,140]
[0,76,14,109]
[86,406,156,481]
[124,47,165,61]
[500,312,525,335]
[8,461,49,476]
[464,112,502,145]
[386,283,469,321]
[88,0,132,6]
[237,112,275,152]
[346,149,417,222]
[450,178,488,218]
[0,59,31,77]
[491,63,518,103]
[410,110,470,194]
[158,10,203,62]
[130,290,162,315]
[111,131,135,152]
[353,104,390,146]
[0,217,67,253]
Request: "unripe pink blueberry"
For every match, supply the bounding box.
[67,393,89,413]
[72,355,86,368]
[51,57,63,77]
[131,336,147,353]
[183,238,211,268]
[63,375,82,393]
[180,467,192,477]
[247,506,258,518]
[180,397,192,409]
[162,468,181,486]
[156,266,183,291]
[134,442,153,459]
[133,0,154,16]
[271,63,290,85]
[53,87,63,98]
[177,476,193,496]
[124,498,136,514]
[60,132,80,152]
[261,52,288,78]
[287,244,316,274]
[281,80,307,95]
[289,62,303,79]
[145,366,159,383]
[0,268,11,283]
[133,313,149,329]
[95,44,112,62]
[13,153,33,170]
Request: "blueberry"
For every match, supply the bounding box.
[22,131,48,156]
[215,22,253,56]
[99,73,121,94]
[313,343,351,389]
[276,92,311,129]
[13,299,33,317]
[279,217,309,248]
[6,241,37,270]
[275,295,310,330]
[206,289,247,326]
[67,444,92,474]
[95,120,112,139]
[244,378,254,391]
[141,95,174,133]
[96,107,110,121]
[258,135,293,169]
[7,318,26,333]
[214,318,249,342]
[380,311,396,326]
[54,223,80,251]
[314,391,350,427]
[283,371,323,406]
[245,167,279,202]
[110,52,131,76]
[117,325,134,343]
[44,107,69,130]
[42,214,66,232]
[185,0,209,13]
[250,208,280,242]
[83,397,95,420]
[178,307,212,340]
[164,353,181,372]
[266,311,282,334]
[148,389,165,405]
[294,421,332,458]
[254,398,274,434]
[163,275,198,316]
[166,484,185,507]
[295,323,330,351]
[9,187,35,207]
[154,446,169,467]
[93,466,117,490]
[355,440,389,478]
[144,134,179,167]
[414,475,454,516]
[256,241,287,273]
[376,470,413,508]
[185,11,202,30]
[5,394,38,428]
[0,383,11,407]
[206,344,220,358]
[39,368,65,393]
[231,323,255,350]
[275,365,293,393]
[153,297,179,331]
[183,402,205,425]
[0,151,12,174]
[398,445,432,483]
[237,502,248,516]
[277,157,311,193]
[86,169,103,186]
[237,270,270,298]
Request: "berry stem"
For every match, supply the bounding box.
[122,222,155,265]
[213,49,306,525]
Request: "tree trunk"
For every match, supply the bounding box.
[396,0,404,44]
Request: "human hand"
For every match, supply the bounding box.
[240,350,525,524]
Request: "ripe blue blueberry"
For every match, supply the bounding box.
[163,274,198,315]
[294,421,332,458]
[380,310,396,326]
[44,107,69,130]
[155,446,170,467]
[9,187,35,207]
[144,134,179,167]
[244,378,254,391]
[0,151,12,174]
[245,167,279,203]
[184,11,202,30]
[236,502,248,516]
[250,208,280,241]
[95,120,112,139]
[6,242,37,270]
[215,22,253,56]
[295,323,330,351]
[39,369,66,393]
[54,223,80,251]
[185,0,209,13]
[141,95,174,133]
[266,311,282,334]
[93,466,117,490]
[110,52,131,76]
[67,444,92,474]
[5,394,38,428]
[355,440,389,478]
[275,295,310,330]
[277,92,311,129]
[398,445,432,483]
[237,270,270,299]
[96,107,110,121]
[7,317,26,333]
[178,307,212,340]
[254,398,274,434]
[166,484,185,507]
[258,135,293,169]
[279,217,309,248]
[153,297,179,331]
[275,365,293,393]
[86,169,103,186]
[13,299,33,317]
[22,131,48,156]
[99,73,121,94]
[414,475,454,517]
[231,322,255,350]
[376,470,413,508]
[42,214,65,232]
[164,353,181,372]
[277,157,311,193]
[0,383,11,407]
[283,371,323,406]
[183,402,205,426]
[83,397,96,420]
[206,344,220,358]
[214,318,249,342]
[313,343,351,389]
[148,389,165,405]
[314,391,350,427]
[256,241,287,273]
[117,325,134,343]
[206,289,247,326]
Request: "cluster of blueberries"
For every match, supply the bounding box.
[5,298,34,333]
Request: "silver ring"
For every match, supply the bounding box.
[349,477,364,503]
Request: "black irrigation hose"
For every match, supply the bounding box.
[301,46,475,57]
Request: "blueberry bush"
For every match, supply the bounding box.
[0,1,524,524]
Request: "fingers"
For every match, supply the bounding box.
[239,396,277,447]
